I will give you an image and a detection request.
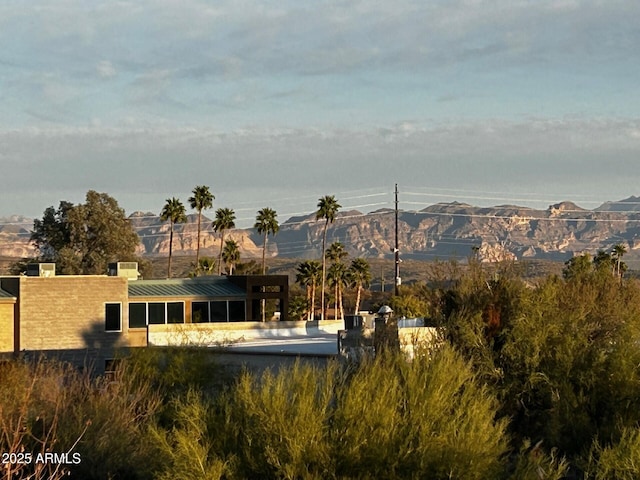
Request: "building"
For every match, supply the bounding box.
[0,263,290,371]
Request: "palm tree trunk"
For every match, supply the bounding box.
[311,282,316,321]
[354,283,362,315]
[167,223,174,279]
[218,230,225,275]
[262,233,268,274]
[196,211,202,265]
[320,220,328,320]
[334,283,338,320]
[339,283,344,320]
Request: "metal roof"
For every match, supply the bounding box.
[128,277,246,298]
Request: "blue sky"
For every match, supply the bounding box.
[1,0,639,227]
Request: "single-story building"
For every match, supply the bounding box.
[0,263,290,371]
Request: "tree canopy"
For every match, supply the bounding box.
[30,190,140,275]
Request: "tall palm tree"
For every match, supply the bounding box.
[348,257,372,315]
[212,207,236,275]
[222,239,240,275]
[327,261,348,320]
[296,260,322,321]
[316,195,341,320]
[160,197,187,278]
[255,207,279,322]
[326,241,348,320]
[188,185,214,266]
[254,207,279,275]
[612,243,627,278]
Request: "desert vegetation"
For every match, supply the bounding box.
[3,252,640,478]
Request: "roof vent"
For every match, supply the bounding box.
[26,263,56,277]
[108,262,140,280]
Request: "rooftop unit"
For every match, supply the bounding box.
[108,262,140,281]
[26,263,56,277]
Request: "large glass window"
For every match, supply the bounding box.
[192,302,209,323]
[128,301,185,326]
[229,301,245,322]
[148,303,165,325]
[129,303,147,328]
[105,303,122,332]
[167,302,184,324]
[210,301,227,322]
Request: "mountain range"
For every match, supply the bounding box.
[2,196,640,265]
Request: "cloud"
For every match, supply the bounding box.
[97,60,117,78]
[1,117,639,218]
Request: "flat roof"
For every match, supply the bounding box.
[128,276,246,298]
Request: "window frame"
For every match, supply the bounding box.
[127,301,186,326]
[105,302,122,332]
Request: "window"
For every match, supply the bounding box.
[229,301,245,322]
[167,302,184,324]
[105,303,122,332]
[148,303,165,325]
[127,301,185,326]
[210,301,227,322]
[192,302,209,323]
[129,303,146,328]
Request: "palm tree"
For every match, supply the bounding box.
[326,241,348,264]
[326,241,348,320]
[327,261,348,320]
[316,195,341,320]
[189,256,216,277]
[222,239,240,275]
[612,243,627,278]
[296,260,322,321]
[255,207,279,322]
[160,197,187,278]
[254,207,279,275]
[212,207,236,275]
[188,185,214,266]
[348,257,372,315]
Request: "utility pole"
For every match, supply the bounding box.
[394,183,400,296]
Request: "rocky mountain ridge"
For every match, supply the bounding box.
[2,197,640,264]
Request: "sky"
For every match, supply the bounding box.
[1,0,639,228]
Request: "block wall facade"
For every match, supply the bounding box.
[18,276,130,352]
[0,302,15,353]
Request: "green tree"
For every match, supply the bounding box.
[188,185,214,266]
[612,243,627,278]
[160,197,187,279]
[221,239,240,275]
[30,191,140,275]
[212,207,236,275]
[31,200,74,260]
[254,207,279,275]
[296,260,322,321]
[348,258,372,315]
[563,253,593,280]
[316,195,341,320]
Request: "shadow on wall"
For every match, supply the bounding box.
[74,320,128,374]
